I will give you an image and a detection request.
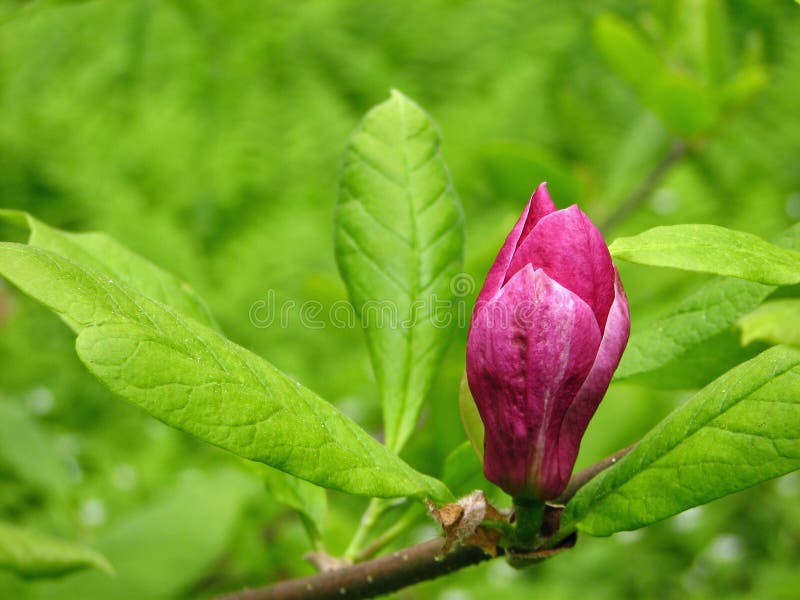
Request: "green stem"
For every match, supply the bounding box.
[298,514,325,553]
[355,503,424,562]
[344,498,384,560]
[512,498,545,549]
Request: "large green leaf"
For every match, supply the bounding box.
[335,90,464,452]
[0,522,111,579]
[0,242,450,501]
[610,224,800,285]
[564,346,800,536]
[0,210,217,329]
[738,300,800,348]
[615,224,800,388]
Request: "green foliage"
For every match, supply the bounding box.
[457,373,483,460]
[593,14,662,94]
[0,239,448,500]
[0,403,69,499]
[0,522,111,578]
[259,466,327,541]
[615,275,768,389]
[0,210,217,329]
[0,0,798,598]
[29,469,257,599]
[738,300,800,348]
[616,225,800,388]
[335,90,464,453]
[610,225,800,285]
[565,346,800,536]
[593,2,767,137]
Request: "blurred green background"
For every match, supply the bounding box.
[1,0,799,598]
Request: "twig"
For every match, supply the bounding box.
[354,504,425,562]
[600,140,690,234]
[556,443,637,504]
[343,498,384,561]
[213,444,635,600]
[216,538,490,600]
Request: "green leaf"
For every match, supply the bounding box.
[615,276,772,387]
[260,465,327,539]
[610,224,800,285]
[615,224,800,388]
[335,90,464,452]
[721,64,768,111]
[564,346,800,536]
[481,141,584,207]
[0,210,217,330]
[643,71,718,137]
[442,441,485,498]
[593,13,662,96]
[673,0,732,86]
[0,242,450,501]
[30,469,255,599]
[458,373,483,460]
[0,402,70,498]
[738,300,800,348]
[0,521,111,578]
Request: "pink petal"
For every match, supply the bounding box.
[475,183,556,306]
[517,182,557,249]
[543,270,631,494]
[467,265,601,499]
[506,205,615,330]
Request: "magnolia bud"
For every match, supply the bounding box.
[466,183,630,500]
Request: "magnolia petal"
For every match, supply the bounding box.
[545,270,631,491]
[506,205,616,329]
[475,183,556,306]
[517,182,557,251]
[467,265,601,499]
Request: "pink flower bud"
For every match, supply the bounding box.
[466,183,630,500]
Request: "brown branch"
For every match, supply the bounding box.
[213,444,634,600]
[600,140,690,235]
[556,443,637,504]
[215,538,490,600]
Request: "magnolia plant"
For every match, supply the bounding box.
[1,91,800,599]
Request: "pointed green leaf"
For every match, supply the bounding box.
[335,90,464,452]
[615,276,771,387]
[610,224,800,285]
[458,373,483,460]
[442,441,485,498]
[0,522,111,578]
[643,71,718,137]
[615,225,800,388]
[673,0,732,86]
[593,13,718,136]
[0,210,217,329]
[721,64,768,111]
[593,13,662,95]
[564,346,800,536]
[738,300,800,348]
[260,466,327,539]
[0,242,450,501]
